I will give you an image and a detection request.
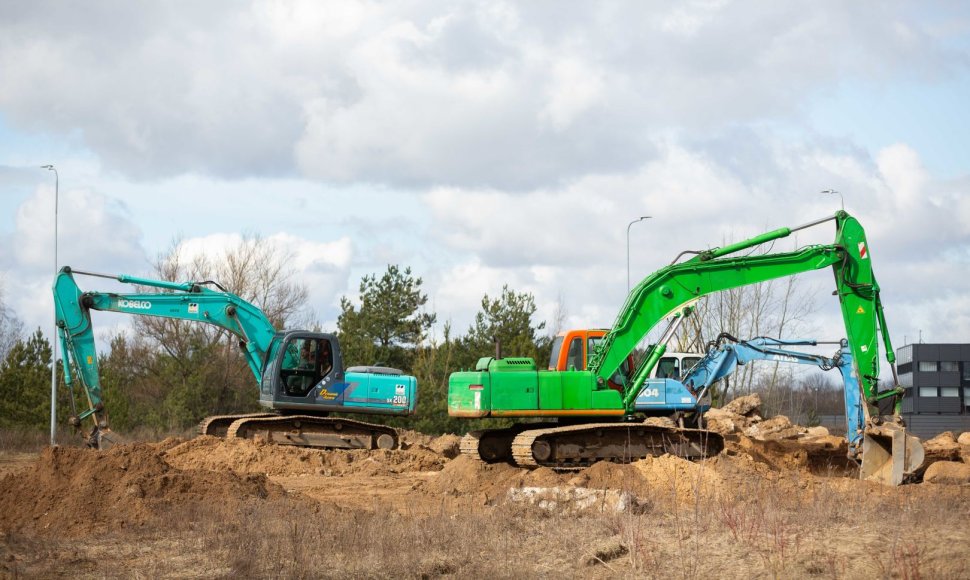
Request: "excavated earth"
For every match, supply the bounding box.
[2,410,970,577]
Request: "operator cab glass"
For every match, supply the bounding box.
[588,335,631,387]
[278,337,334,397]
[548,336,564,370]
[656,355,703,380]
[566,337,584,370]
[260,337,284,395]
[656,357,680,379]
[681,357,703,377]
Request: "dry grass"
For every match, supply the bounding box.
[2,428,969,578]
[4,471,970,579]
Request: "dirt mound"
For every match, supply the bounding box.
[423,455,530,499]
[427,434,462,459]
[563,455,724,503]
[165,436,446,476]
[0,443,285,537]
[569,461,650,495]
[721,434,856,477]
[923,461,970,485]
[427,454,725,506]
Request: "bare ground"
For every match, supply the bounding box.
[1,430,969,579]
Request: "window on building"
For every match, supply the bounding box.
[918,361,938,372]
[898,372,913,387]
[919,387,937,397]
[941,387,959,397]
[965,388,970,406]
[940,361,959,372]
[897,345,913,366]
[963,364,970,382]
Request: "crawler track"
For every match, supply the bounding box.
[225,415,399,450]
[459,423,559,464]
[198,413,277,438]
[510,423,724,469]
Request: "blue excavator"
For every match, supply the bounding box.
[670,333,892,465]
[53,267,418,449]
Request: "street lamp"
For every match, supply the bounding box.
[41,164,58,447]
[627,216,651,293]
[821,189,844,211]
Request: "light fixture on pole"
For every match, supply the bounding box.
[821,189,843,211]
[627,216,651,293]
[41,164,58,447]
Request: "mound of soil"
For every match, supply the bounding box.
[165,436,447,477]
[0,443,286,537]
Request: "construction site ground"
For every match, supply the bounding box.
[2,424,970,578]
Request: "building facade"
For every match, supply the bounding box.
[897,343,970,439]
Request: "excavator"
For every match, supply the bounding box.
[53,267,417,450]
[448,210,924,485]
[679,334,884,463]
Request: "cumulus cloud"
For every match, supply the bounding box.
[0,186,146,338]
[0,1,958,188]
[161,230,355,327]
[420,139,970,344]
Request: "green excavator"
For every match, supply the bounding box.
[448,211,924,486]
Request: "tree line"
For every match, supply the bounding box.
[0,236,845,438]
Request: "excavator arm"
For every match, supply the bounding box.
[682,336,865,453]
[589,212,895,420]
[53,266,279,439]
[587,211,922,484]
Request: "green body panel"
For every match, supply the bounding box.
[560,371,593,409]
[449,211,902,422]
[537,373,563,409]
[448,370,490,416]
[591,388,623,409]
[492,371,539,410]
[448,359,623,417]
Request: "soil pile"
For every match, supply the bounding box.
[0,443,285,537]
[165,436,447,476]
[704,393,816,441]
[427,453,725,506]
[423,455,565,500]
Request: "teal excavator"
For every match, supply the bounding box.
[449,211,924,485]
[53,267,417,449]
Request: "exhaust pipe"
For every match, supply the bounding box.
[860,421,924,486]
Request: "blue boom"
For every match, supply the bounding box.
[668,334,865,458]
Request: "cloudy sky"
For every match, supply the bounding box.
[1,1,968,359]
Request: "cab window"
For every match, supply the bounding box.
[566,337,584,371]
[548,336,564,369]
[682,357,703,377]
[656,357,679,379]
[279,337,334,397]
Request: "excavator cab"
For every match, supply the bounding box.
[259,330,417,416]
[277,336,334,397]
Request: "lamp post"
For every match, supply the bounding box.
[822,189,843,211]
[626,216,651,293]
[41,164,58,446]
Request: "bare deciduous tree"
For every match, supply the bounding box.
[0,280,24,362]
[122,234,313,424]
[671,235,819,404]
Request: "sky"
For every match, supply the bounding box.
[1,1,969,362]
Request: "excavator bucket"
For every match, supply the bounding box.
[90,427,126,451]
[860,423,924,486]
